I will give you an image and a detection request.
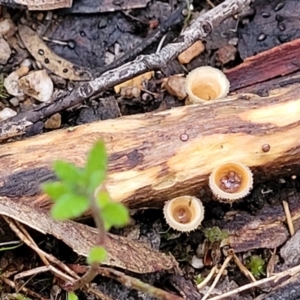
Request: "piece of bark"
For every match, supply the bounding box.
[225,37,300,91]
[0,197,175,273]
[216,187,300,252]
[1,81,300,210]
[235,70,300,96]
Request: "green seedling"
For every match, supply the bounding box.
[203,226,228,243]
[246,255,265,279]
[194,274,203,285]
[43,141,129,296]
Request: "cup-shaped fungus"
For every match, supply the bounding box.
[185,66,230,104]
[163,196,204,232]
[209,162,253,202]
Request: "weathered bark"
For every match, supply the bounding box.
[225,37,300,91]
[1,81,300,210]
[218,188,300,252]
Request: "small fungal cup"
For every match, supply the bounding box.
[185,66,230,104]
[209,162,253,202]
[163,196,204,232]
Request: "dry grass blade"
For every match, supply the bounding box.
[233,253,256,282]
[197,265,218,290]
[202,254,233,300]
[283,200,294,236]
[0,276,48,300]
[208,264,300,300]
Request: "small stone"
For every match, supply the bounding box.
[18,70,53,102]
[15,66,30,77]
[44,113,61,129]
[178,41,205,64]
[9,97,20,107]
[280,229,300,268]
[0,19,17,38]
[0,36,11,64]
[4,71,24,97]
[0,107,17,121]
[191,255,204,269]
[162,75,187,100]
[216,44,237,64]
[20,59,32,68]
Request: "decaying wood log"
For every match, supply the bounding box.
[225,37,300,91]
[1,80,300,211]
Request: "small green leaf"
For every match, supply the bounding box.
[86,170,106,193]
[51,193,89,220]
[53,160,83,185]
[102,202,129,228]
[96,189,111,208]
[85,141,107,178]
[87,246,107,264]
[68,292,78,300]
[42,181,69,201]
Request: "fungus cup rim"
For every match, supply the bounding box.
[209,162,253,201]
[185,66,230,104]
[163,196,204,232]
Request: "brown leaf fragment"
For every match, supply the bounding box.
[178,41,205,64]
[0,197,175,273]
[18,25,92,81]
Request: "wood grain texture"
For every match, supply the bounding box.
[1,82,300,210]
[225,38,300,91]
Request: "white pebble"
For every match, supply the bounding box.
[9,97,20,107]
[0,107,17,121]
[191,255,204,269]
[4,71,24,97]
[18,70,53,102]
